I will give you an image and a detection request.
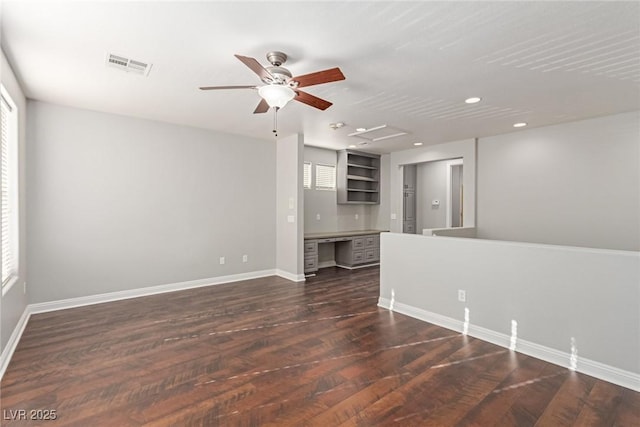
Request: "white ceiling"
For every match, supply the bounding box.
[2,1,639,154]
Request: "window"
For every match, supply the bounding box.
[303,161,312,189]
[315,164,336,191]
[1,85,18,293]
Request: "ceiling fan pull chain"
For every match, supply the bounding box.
[273,106,279,137]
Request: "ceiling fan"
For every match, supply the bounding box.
[199,51,345,114]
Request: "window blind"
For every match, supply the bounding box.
[315,164,336,190]
[1,90,16,288]
[303,161,311,189]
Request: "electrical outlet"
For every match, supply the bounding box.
[316,213,321,220]
[458,290,466,302]
[355,213,359,220]
[242,254,248,263]
[219,256,225,265]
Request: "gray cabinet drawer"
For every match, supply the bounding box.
[304,256,318,272]
[353,237,365,249]
[364,235,377,248]
[318,238,335,243]
[364,248,378,262]
[304,241,318,254]
[353,250,364,263]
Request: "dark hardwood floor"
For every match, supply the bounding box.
[1,266,638,426]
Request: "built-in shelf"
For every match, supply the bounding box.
[347,175,378,182]
[337,150,381,205]
[346,163,377,170]
[347,188,378,192]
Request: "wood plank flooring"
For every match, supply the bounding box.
[1,266,638,426]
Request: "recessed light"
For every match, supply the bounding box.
[413,142,423,146]
[513,122,528,128]
[465,97,481,104]
[348,145,357,148]
[356,127,366,132]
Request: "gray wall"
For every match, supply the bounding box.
[27,101,277,303]
[416,160,448,231]
[477,111,640,251]
[0,50,28,352]
[303,146,372,233]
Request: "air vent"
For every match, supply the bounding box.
[348,125,409,142]
[106,53,152,76]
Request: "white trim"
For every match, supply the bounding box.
[378,298,640,392]
[379,298,463,332]
[0,306,30,380]
[29,269,277,315]
[275,269,306,282]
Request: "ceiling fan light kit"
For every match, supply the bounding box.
[258,85,295,109]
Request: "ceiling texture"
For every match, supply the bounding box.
[2,1,639,154]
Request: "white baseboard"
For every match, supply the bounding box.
[379,298,464,333]
[378,298,640,392]
[275,269,306,282]
[29,269,278,314]
[0,307,30,380]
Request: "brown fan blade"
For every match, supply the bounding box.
[235,54,275,82]
[199,85,257,90]
[294,90,333,110]
[291,67,345,88]
[253,98,270,114]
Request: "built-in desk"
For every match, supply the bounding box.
[303,230,387,274]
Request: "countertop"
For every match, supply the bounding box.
[304,229,388,240]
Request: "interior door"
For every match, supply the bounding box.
[403,190,416,233]
[404,191,416,221]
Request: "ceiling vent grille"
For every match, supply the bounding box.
[106,53,152,76]
[348,125,409,142]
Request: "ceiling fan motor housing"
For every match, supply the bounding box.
[263,66,292,85]
[266,51,287,66]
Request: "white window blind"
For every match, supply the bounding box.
[303,161,311,189]
[1,88,17,290]
[315,164,336,190]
